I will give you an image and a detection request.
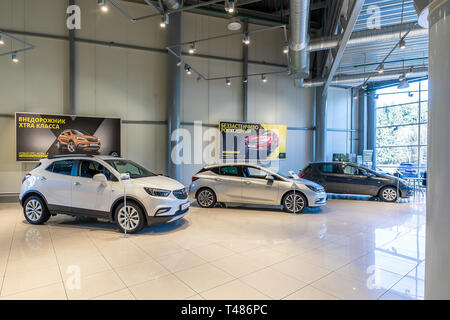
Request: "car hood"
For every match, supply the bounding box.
[248,135,272,141]
[80,135,98,140]
[130,175,185,190]
[288,177,324,189]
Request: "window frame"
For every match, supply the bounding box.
[77,160,117,181]
[46,160,76,177]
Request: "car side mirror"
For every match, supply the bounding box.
[120,173,131,181]
[265,175,274,181]
[93,173,108,184]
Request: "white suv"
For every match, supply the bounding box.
[19,155,190,233]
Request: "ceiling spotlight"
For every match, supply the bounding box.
[362,83,368,89]
[225,0,235,14]
[97,0,108,12]
[98,0,108,12]
[12,52,18,63]
[176,60,182,67]
[184,64,192,75]
[353,94,358,100]
[0,35,4,45]
[160,14,169,28]
[398,79,410,89]
[406,67,413,76]
[243,33,250,45]
[226,78,231,86]
[283,44,289,54]
[374,94,379,100]
[188,42,197,54]
[227,17,242,31]
[243,77,248,83]
[261,74,267,83]
[399,72,406,82]
[399,39,406,49]
[377,63,384,74]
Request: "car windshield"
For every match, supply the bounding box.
[105,160,156,179]
[72,129,90,135]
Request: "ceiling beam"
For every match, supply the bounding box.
[322,0,365,94]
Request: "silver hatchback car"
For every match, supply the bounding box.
[189,164,327,213]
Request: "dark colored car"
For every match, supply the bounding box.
[300,162,412,202]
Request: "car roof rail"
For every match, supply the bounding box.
[47,154,94,159]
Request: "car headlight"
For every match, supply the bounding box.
[76,137,85,140]
[306,185,324,193]
[144,187,171,197]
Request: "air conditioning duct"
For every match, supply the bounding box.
[289,0,311,78]
[302,66,428,87]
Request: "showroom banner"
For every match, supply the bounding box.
[220,121,287,160]
[15,112,121,161]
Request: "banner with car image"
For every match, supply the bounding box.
[220,121,287,160]
[15,112,121,161]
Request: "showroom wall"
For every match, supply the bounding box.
[0,0,168,193]
[0,0,349,193]
[178,13,315,185]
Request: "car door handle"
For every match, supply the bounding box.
[73,182,81,186]
[215,178,223,182]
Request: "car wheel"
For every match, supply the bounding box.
[23,196,51,225]
[196,188,217,208]
[67,141,76,153]
[114,201,145,234]
[283,191,306,214]
[379,186,399,202]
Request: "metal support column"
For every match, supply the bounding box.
[242,20,249,122]
[167,12,182,180]
[357,88,367,156]
[423,0,450,300]
[69,0,76,115]
[315,86,327,161]
[366,89,376,169]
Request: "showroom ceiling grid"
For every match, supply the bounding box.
[337,0,428,79]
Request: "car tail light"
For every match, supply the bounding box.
[22,173,32,184]
[300,172,306,178]
[192,176,199,182]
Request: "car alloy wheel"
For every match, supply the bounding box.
[117,205,140,232]
[67,141,76,153]
[285,192,305,213]
[381,187,398,202]
[197,189,216,208]
[25,199,43,222]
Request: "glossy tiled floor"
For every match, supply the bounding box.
[0,198,426,300]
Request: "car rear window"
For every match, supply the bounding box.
[46,160,74,176]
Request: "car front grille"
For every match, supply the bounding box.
[87,138,97,142]
[173,188,188,200]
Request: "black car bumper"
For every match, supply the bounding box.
[147,208,189,226]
